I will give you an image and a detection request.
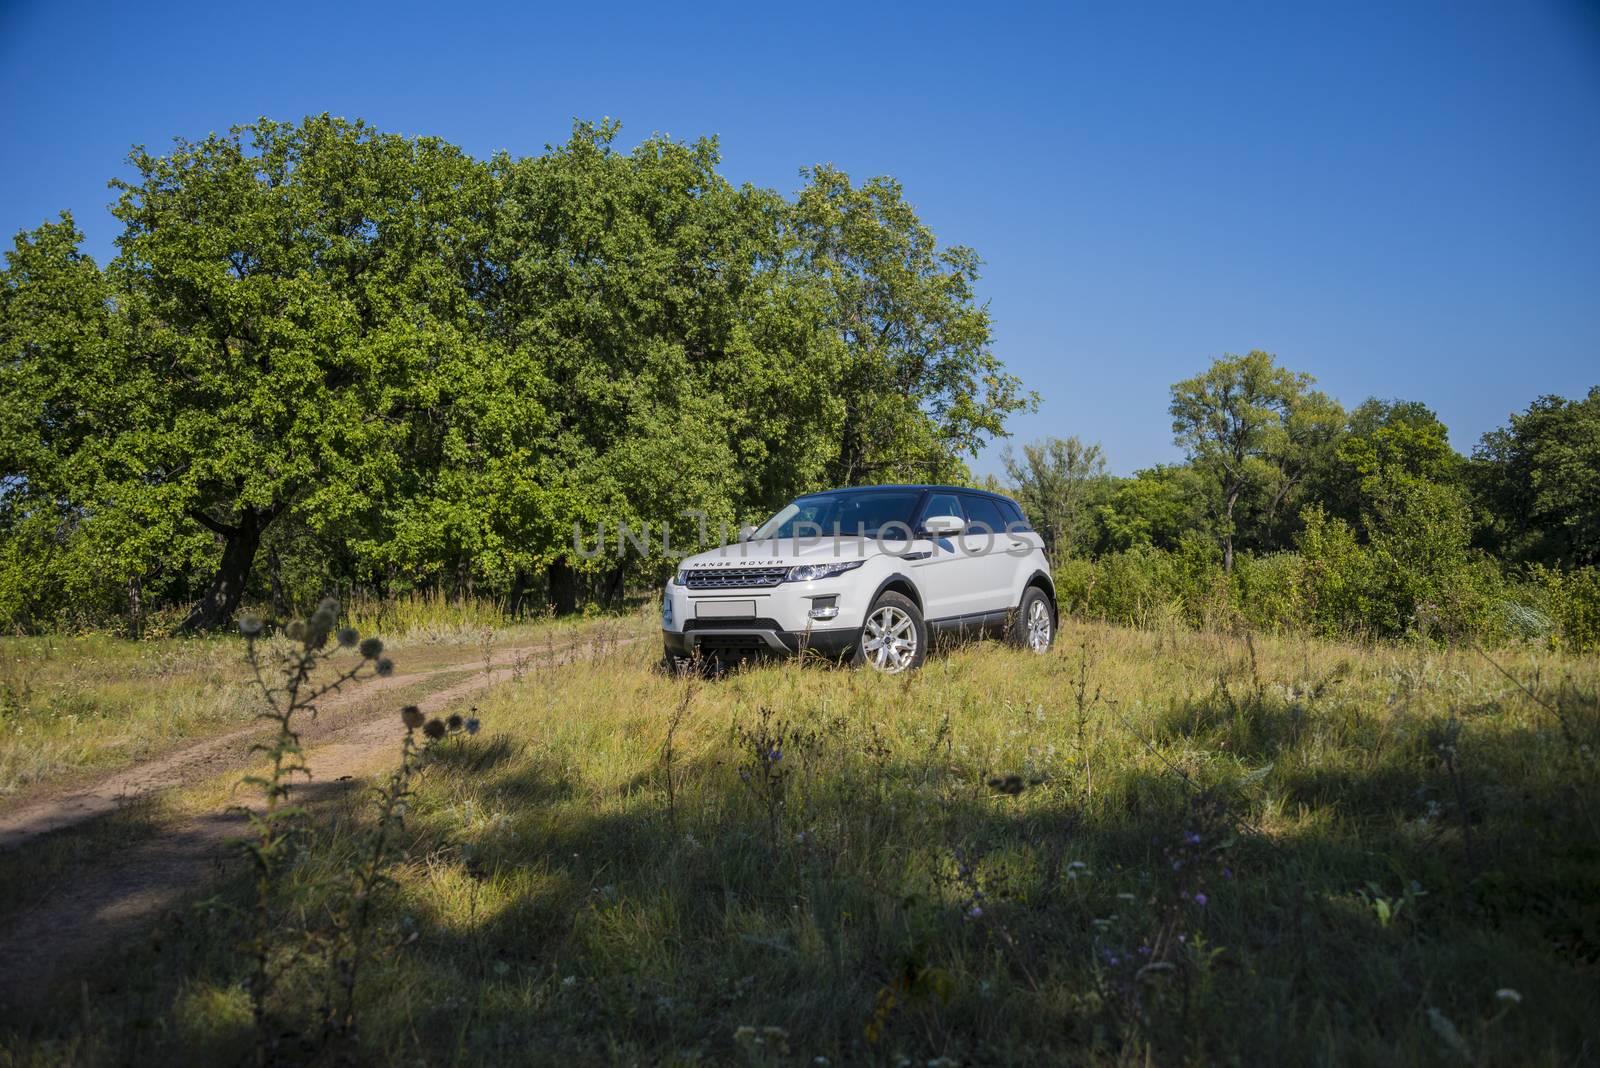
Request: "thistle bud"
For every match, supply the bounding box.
[238,615,264,639]
[359,637,384,659]
[336,627,360,648]
[401,705,425,729]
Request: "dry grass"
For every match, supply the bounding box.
[4,619,1598,1065]
[0,609,652,800]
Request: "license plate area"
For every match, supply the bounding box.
[695,599,756,619]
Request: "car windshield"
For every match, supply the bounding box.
[750,491,923,540]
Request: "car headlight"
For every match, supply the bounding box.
[672,569,688,586]
[786,560,865,582]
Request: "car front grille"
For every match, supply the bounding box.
[683,566,787,589]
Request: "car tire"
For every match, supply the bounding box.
[852,591,928,674]
[1010,586,1055,653]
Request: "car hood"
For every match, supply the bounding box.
[676,536,891,572]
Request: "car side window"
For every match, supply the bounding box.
[998,498,1032,531]
[960,494,1006,535]
[919,493,965,531]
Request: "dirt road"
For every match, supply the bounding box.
[0,631,642,1010]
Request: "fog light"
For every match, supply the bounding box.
[808,595,839,621]
[662,592,673,625]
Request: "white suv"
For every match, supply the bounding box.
[662,485,1056,673]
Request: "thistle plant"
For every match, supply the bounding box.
[324,705,475,1051]
[235,598,392,1063]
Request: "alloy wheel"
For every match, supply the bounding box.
[1026,598,1052,651]
[862,605,917,673]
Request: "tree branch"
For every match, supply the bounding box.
[188,509,240,538]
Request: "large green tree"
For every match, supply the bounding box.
[1168,350,1328,571]
[1002,436,1108,557]
[1471,387,1600,567]
[1,117,1038,631]
[1315,398,1461,530]
[786,166,1034,485]
[108,116,491,630]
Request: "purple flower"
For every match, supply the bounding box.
[966,905,983,921]
[1222,867,1234,880]
[1185,832,1202,845]
[1193,892,1208,906]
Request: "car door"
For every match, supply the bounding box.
[908,491,988,623]
[959,493,1027,615]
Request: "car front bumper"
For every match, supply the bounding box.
[659,577,866,660]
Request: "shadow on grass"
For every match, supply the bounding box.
[6,703,1600,1067]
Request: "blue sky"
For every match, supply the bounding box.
[2,0,1596,477]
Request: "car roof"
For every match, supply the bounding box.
[799,484,1018,504]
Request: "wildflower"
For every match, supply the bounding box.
[238,615,264,639]
[965,905,983,921]
[359,636,384,659]
[465,717,481,736]
[423,718,447,740]
[336,626,360,647]
[1192,892,1208,906]
[401,705,425,730]
[1495,988,1522,1004]
[447,713,464,731]
[376,657,395,677]
[1185,831,1202,845]
[286,620,307,642]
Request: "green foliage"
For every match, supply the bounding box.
[1001,435,1106,556]
[1063,482,1524,645]
[1168,350,1343,570]
[1094,464,1203,552]
[1515,564,1600,652]
[1295,506,1378,637]
[1471,386,1600,568]
[0,118,1029,632]
[788,165,1035,485]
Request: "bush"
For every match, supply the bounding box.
[1055,497,1596,648]
[1519,565,1600,652]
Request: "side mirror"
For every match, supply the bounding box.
[922,514,965,537]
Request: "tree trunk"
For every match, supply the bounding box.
[126,575,144,640]
[180,508,267,633]
[604,561,627,608]
[507,568,534,620]
[1223,484,1240,574]
[547,558,578,616]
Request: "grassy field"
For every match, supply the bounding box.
[0,608,647,800]
[3,619,1599,1065]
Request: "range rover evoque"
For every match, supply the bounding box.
[662,485,1057,674]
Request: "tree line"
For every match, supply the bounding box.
[1002,351,1599,645]
[0,116,1030,633]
